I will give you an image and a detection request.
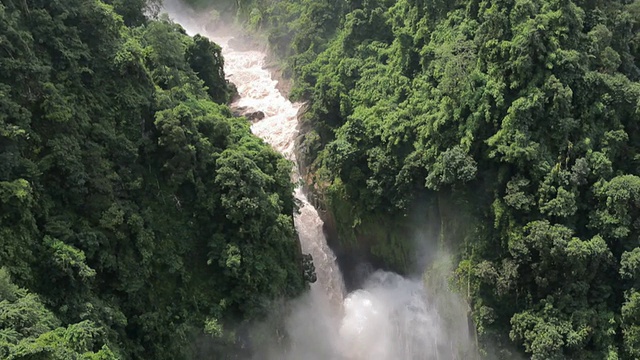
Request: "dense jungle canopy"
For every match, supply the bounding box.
[0,0,306,358]
[185,0,640,358]
[2,0,640,359]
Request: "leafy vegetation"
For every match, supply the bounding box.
[0,1,305,359]
[187,0,640,357]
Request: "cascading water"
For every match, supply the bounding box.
[218,40,348,315]
[163,4,477,359]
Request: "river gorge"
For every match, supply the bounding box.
[163,3,475,358]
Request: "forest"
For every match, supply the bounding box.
[2,0,640,359]
[183,0,640,358]
[0,0,307,359]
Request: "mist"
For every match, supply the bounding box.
[160,1,479,359]
[161,0,240,37]
[254,256,478,360]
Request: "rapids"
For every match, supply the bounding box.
[162,3,476,359]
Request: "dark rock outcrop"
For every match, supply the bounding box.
[245,111,265,121]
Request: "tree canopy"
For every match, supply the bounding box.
[0,1,305,359]
[191,0,640,357]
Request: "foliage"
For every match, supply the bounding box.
[187,0,640,357]
[0,268,118,360]
[0,1,305,359]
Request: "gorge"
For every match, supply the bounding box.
[162,4,476,359]
[3,1,640,359]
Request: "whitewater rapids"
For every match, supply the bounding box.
[162,3,477,359]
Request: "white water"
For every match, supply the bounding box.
[211,35,348,317]
[163,4,476,359]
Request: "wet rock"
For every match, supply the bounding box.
[230,107,265,121]
[302,254,317,283]
[245,111,265,121]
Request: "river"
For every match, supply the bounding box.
[162,3,476,359]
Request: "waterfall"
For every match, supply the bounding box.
[162,4,476,359]
[218,39,348,314]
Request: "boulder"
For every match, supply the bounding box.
[245,111,265,121]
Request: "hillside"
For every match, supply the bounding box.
[184,0,640,358]
[0,1,305,359]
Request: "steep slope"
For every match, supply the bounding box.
[181,0,640,358]
[0,1,305,359]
